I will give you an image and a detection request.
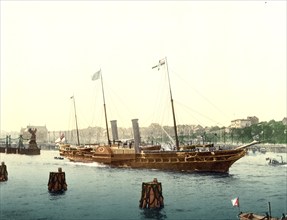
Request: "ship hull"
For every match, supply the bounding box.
[63,146,247,173]
[127,150,244,172]
[129,158,237,173]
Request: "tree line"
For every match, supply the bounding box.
[193,120,287,144]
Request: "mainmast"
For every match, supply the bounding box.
[71,95,80,145]
[152,57,179,150]
[100,72,111,145]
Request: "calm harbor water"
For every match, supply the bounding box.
[0,150,286,220]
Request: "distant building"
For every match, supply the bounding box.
[282,117,287,125]
[20,125,48,143]
[247,116,259,125]
[230,119,252,129]
[230,116,260,129]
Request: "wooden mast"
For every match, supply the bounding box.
[71,95,80,146]
[152,57,179,150]
[164,57,179,151]
[99,70,111,145]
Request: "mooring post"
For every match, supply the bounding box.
[48,167,68,192]
[0,161,8,181]
[139,178,164,209]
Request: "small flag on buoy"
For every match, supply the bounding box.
[231,197,239,207]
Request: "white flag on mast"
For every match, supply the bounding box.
[152,58,166,70]
[92,69,101,81]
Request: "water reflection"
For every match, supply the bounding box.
[48,191,66,200]
[140,208,167,220]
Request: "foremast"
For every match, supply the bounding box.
[93,69,111,145]
[71,95,80,146]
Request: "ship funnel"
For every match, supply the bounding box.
[132,119,141,153]
[110,120,119,142]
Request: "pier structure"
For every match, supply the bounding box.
[0,132,40,155]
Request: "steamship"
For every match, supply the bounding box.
[61,58,260,173]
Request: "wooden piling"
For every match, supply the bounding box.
[139,178,164,209]
[48,167,67,192]
[0,162,8,181]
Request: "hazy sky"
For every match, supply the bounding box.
[1,1,286,132]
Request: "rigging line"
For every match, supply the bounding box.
[151,65,181,127]
[175,105,208,128]
[68,100,78,131]
[104,83,136,124]
[90,84,103,128]
[160,125,176,146]
[151,67,171,123]
[174,99,226,127]
[152,90,171,126]
[170,69,232,119]
[154,75,169,119]
[174,105,203,126]
[156,63,206,126]
[75,86,98,128]
[87,80,107,129]
[94,103,105,128]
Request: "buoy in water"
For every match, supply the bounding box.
[139,178,164,209]
[48,167,67,192]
